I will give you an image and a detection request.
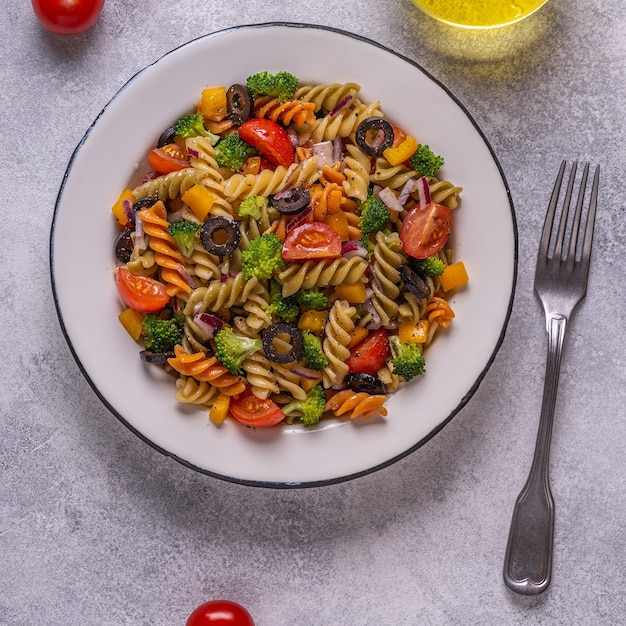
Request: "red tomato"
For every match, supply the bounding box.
[282,222,341,262]
[31,0,105,35]
[186,600,255,626]
[147,144,190,175]
[400,202,452,259]
[115,268,170,313]
[230,387,285,428]
[346,328,389,376]
[238,119,294,167]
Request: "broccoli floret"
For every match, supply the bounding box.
[282,384,326,427]
[214,132,257,171]
[246,71,298,102]
[408,144,444,177]
[359,190,390,236]
[295,288,328,311]
[214,327,262,375]
[174,113,218,142]
[389,335,426,382]
[238,195,266,220]
[409,255,446,276]
[167,219,202,257]
[142,314,184,354]
[267,280,299,323]
[301,331,329,371]
[241,232,287,280]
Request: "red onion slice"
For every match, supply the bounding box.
[312,141,334,169]
[122,199,135,224]
[417,176,431,208]
[134,216,146,250]
[378,186,404,213]
[193,312,224,341]
[329,94,353,117]
[291,364,323,380]
[341,240,368,258]
[397,178,419,206]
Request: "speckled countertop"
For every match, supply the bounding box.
[2,1,626,624]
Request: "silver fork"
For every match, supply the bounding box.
[503,161,600,595]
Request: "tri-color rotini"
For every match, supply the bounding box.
[113,74,466,428]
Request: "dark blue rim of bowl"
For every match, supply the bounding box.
[49,21,518,489]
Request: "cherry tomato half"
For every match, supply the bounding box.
[115,267,170,313]
[346,328,389,376]
[31,0,105,35]
[281,222,342,262]
[147,144,190,175]
[400,202,452,259]
[230,387,285,428]
[186,600,255,626]
[238,118,294,168]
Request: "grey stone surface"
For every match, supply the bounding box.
[2,1,625,624]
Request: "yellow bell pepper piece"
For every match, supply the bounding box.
[118,307,144,341]
[398,320,429,344]
[197,86,227,121]
[440,261,469,292]
[335,281,367,304]
[111,189,135,226]
[181,184,216,221]
[298,310,328,334]
[383,135,418,166]
[209,393,231,426]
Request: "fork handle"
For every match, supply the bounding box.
[503,314,567,595]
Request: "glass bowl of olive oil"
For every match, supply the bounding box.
[412,0,550,29]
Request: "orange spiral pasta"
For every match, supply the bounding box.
[324,390,388,420]
[167,345,246,396]
[136,202,190,297]
[254,96,316,128]
[425,296,455,329]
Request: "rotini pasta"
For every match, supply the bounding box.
[112,71,467,430]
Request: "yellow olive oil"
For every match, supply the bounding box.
[412,0,549,29]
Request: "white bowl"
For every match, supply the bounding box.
[50,23,517,487]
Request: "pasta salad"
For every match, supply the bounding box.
[112,71,468,429]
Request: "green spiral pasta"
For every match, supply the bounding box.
[276,256,368,298]
[322,299,356,388]
[293,82,361,113]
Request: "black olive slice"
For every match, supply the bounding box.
[262,323,304,364]
[132,196,159,212]
[344,373,388,395]
[200,217,241,256]
[355,117,394,157]
[140,350,175,364]
[226,84,253,125]
[114,229,134,264]
[398,264,430,298]
[270,188,311,215]
[157,126,177,148]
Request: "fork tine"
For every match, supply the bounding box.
[567,162,589,266]
[553,161,577,260]
[539,160,566,259]
[580,165,600,268]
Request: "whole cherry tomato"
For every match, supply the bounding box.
[31,0,105,35]
[186,600,255,626]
